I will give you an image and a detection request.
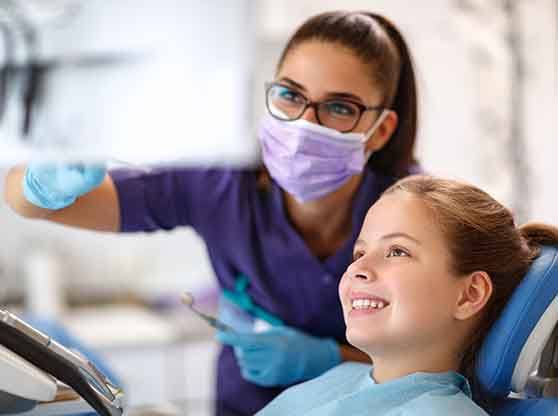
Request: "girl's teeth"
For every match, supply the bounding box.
[351,299,388,310]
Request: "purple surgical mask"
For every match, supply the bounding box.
[258,111,388,203]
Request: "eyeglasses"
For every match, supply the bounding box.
[265,82,384,133]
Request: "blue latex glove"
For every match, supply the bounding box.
[217,326,341,387]
[23,163,106,210]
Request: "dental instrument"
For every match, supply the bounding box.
[181,292,234,332]
[109,158,153,173]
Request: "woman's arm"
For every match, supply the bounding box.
[3,165,120,232]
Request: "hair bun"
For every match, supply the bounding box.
[519,222,558,256]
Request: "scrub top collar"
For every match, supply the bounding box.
[269,167,388,265]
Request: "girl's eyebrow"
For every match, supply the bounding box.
[277,77,365,103]
[354,232,421,250]
[380,232,421,245]
[354,239,367,251]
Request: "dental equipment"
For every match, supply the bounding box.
[0,309,124,416]
[181,292,234,332]
[109,158,153,173]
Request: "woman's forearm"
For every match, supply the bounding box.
[4,165,53,219]
[3,165,120,232]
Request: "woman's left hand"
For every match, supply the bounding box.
[216,326,341,387]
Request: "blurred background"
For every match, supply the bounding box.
[0,0,556,414]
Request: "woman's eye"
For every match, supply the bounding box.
[386,247,409,258]
[276,87,304,103]
[324,101,358,117]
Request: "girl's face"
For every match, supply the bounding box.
[338,192,466,358]
[276,40,384,136]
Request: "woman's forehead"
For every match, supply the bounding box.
[278,40,382,102]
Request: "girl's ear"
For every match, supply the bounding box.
[454,271,493,321]
[365,110,398,153]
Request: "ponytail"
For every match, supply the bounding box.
[519,222,558,247]
[518,221,558,264]
[364,13,418,178]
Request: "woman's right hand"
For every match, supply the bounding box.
[4,164,120,232]
[23,163,107,210]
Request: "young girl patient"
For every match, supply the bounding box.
[256,175,558,415]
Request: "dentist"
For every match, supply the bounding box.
[4,11,420,416]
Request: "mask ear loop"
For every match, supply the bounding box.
[363,109,390,160]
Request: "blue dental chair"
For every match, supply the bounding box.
[476,245,558,415]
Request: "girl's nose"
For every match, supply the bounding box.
[347,259,376,282]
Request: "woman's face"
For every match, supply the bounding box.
[276,40,384,135]
[338,192,466,357]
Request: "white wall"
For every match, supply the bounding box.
[521,0,558,223]
[0,179,217,302]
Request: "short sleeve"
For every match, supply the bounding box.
[110,167,249,233]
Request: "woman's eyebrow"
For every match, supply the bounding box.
[277,77,364,103]
[324,91,364,103]
[278,77,307,91]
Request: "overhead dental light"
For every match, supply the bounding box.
[0,0,258,167]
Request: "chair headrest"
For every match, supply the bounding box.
[476,245,558,396]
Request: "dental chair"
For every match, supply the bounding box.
[0,313,123,415]
[476,245,558,415]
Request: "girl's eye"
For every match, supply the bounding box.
[386,247,409,258]
[352,251,364,262]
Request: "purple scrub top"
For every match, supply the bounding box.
[110,167,397,415]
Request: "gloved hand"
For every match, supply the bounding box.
[217,326,341,387]
[23,163,106,210]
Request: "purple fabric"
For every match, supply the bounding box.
[259,114,367,203]
[110,166,397,416]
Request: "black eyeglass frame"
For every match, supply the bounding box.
[265,81,385,133]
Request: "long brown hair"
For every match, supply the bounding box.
[276,11,418,178]
[383,175,558,388]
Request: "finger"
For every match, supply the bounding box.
[240,367,262,383]
[83,166,107,186]
[233,346,245,360]
[240,349,271,366]
[242,367,274,387]
[216,330,261,348]
[216,330,243,346]
[236,350,275,372]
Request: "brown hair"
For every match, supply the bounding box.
[276,11,418,178]
[383,175,558,390]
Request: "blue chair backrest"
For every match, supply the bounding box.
[476,245,558,415]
